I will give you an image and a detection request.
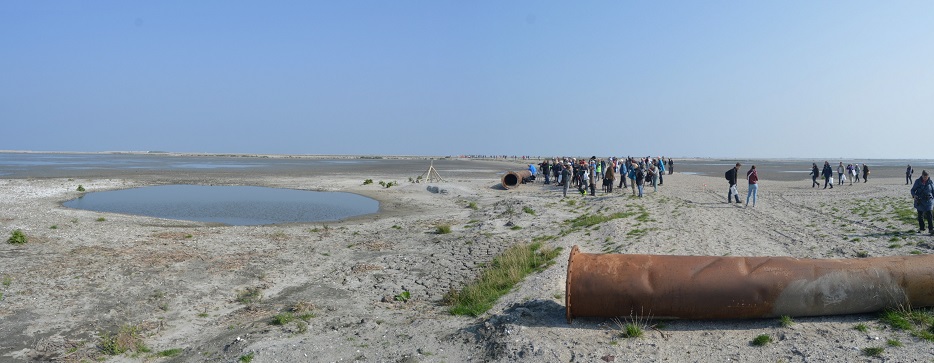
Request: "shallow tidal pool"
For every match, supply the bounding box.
[63,184,379,225]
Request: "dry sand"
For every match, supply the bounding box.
[1,158,933,362]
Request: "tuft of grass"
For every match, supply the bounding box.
[49,225,57,229]
[779,315,794,328]
[271,312,294,325]
[435,224,452,234]
[236,287,263,305]
[363,179,373,185]
[887,338,902,347]
[612,313,650,339]
[467,202,478,210]
[96,217,106,222]
[856,251,869,258]
[157,348,183,357]
[7,229,27,244]
[879,306,934,342]
[98,324,146,355]
[751,334,772,346]
[394,291,411,302]
[862,347,883,357]
[854,323,869,332]
[2,275,11,287]
[239,352,254,362]
[445,242,562,316]
[522,206,535,215]
[77,185,85,192]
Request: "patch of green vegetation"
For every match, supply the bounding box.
[566,199,576,206]
[197,312,209,318]
[363,179,373,185]
[445,242,562,317]
[854,323,869,332]
[888,243,902,248]
[394,291,411,302]
[911,250,922,255]
[467,202,478,210]
[96,217,106,222]
[751,334,772,346]
[7,229,27,244]
[2,275,11,287]
[435,224,452,234]
[271,312,294,325]
[856,251,869,258]
[887,339,902,347]
[862,347,883,357]
[157,348,182,357]
[532,234,556,243]
[510,225,523,230]
[779,315,794,328]
[239,352,254,362]
[880,307,934,342]
[77,185,85,192]
[49,225,57,229]
[522,206,535,215]
[236,287,263,305]
[98,324,146,355]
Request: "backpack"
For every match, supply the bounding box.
[725,170,732,181]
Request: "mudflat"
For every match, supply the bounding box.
[2,156,933,362]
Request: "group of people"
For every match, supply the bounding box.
[809,161,870,189]
[534,156,673,198]
[724,162,758,207]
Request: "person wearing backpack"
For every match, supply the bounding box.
[910,170,934,235]
[725,162,741,203]
[822,161,834,189]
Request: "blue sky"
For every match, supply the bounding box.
[2,1,933,158]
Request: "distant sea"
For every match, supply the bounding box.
[1,152,932,182]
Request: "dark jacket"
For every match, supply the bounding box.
[822,165,833,178]
[726,168,739,185]
[911,177,934,211]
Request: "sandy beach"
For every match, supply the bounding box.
[2,156,934,362]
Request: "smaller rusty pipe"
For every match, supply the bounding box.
[501,170,532,189]
[565,246,934,322]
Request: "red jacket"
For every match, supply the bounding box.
[747,170,758,184]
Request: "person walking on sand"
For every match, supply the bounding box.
[746,165,758,207]
[810,163,820,188]
[541,160,551,185]
[907,164,914,185]
[604,162,615,193]
[822,161,834,189]
[618,159,628,189]
[635,165,645,197]
[726,162,742,203]
[657,157,666,186]
[854,164,861,183]
[837,162,845,186]
[668,158,673,175]
[910,170,934,235]
[863,164,870,183]
[561,164,571,197]
[629,162,638,196]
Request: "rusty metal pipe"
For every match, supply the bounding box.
[565,245,934,322]
[501,170,532,189]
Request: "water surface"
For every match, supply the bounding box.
[63,185,379,226]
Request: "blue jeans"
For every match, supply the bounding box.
[746,184,758,206]
[637,184,644,197]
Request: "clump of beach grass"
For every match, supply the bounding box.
[444,242,562,316]
[98,324,147,355]
[435,224,452,234]
[751,334,772,346]
[7,229,27,244]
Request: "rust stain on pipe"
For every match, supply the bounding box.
[501,170,532,189]
[565,245,934,322]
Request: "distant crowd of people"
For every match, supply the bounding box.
[808,161,871,189]
[532,156,673,198]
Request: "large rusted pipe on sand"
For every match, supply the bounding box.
[565,246,934,322]
[501,170,532,189]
